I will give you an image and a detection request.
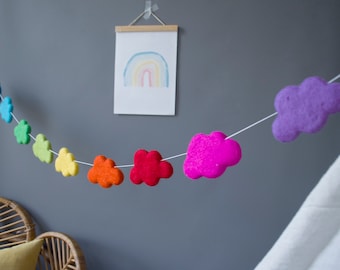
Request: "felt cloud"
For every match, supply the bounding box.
[14,119,31,144]
[0,96,13,123]
[32,133,53,164]
[183,131,242,179]
[55,147,79,177]
[272,76,340,142]
[87,155,124,188]
[130,149,173,186]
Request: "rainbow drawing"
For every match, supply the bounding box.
[123,51,169,88]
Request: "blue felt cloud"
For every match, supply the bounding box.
[0,96,13,123]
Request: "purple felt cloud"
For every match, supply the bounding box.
[183,131,242,179]
[272,76,340,142]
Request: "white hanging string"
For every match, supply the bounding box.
[160,73,340,162]
[128,1,165,26]
[225,112,278,139]
[161,112,279,163]
[328,73,340,83]
[75,160,94,167]
[0,74,339,168]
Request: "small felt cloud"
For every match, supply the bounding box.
[87,155,124,188]
[32,133,53,164]
[272,76,340,142]
[183,131,242,179]
[0,96,13,123]
[130,149,173,186]
[14,119,31,144]
[55,147,79,177]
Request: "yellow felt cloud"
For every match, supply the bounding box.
[0,239,43,270]
[55,147,79,177]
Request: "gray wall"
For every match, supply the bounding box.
[1,1,339,269]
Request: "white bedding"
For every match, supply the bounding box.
[255,155,340,270]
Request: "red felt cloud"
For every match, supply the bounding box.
[130,149,173,186]
[87,155,124,188]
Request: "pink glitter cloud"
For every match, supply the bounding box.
[183,131,242,179]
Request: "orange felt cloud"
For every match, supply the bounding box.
[87,155,124,188]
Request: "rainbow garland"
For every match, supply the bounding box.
[0,75,339,188]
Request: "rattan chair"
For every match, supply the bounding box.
[36,231,86,270]
[0,196,36,248]
[0,197,86,269]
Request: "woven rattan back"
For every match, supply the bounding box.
[36,231,86,270]
[0,196,36,248]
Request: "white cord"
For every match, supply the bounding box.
[0,74,339,168]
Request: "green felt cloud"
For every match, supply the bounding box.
[14,119,31,144]
[32,133,53,163]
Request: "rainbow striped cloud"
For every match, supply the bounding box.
[123,51,169,88]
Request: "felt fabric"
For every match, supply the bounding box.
[55,147,79,177]
[0,239,43,270]
[32,133,54,163]
[255,155,340,270]
[183,131,242,179]
[14,119,31,144]
[272,76,340,142]
[130,149,173,186]
[87,155,124,188]
[0,96,13,123]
